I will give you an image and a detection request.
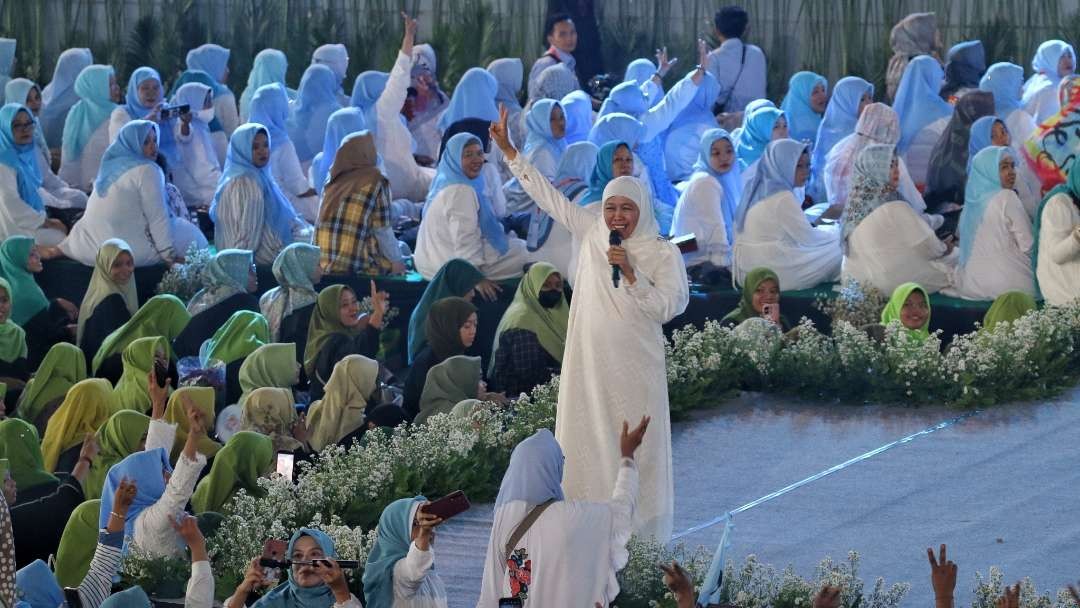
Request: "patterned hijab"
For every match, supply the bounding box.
[261,243,320,341]
[240,387,303,452]
[840,144,898,253]
[186,248,253,316]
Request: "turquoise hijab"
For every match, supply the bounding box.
[186,43,231,92]
[312,107,366,195]
[61,64,116,160]
[93,119,158,196]
[735,106,784,169]
[254,528,339,607]
[407,258,485,363]
[582,140,629,204]
[363,496,427,608]
[426,132,508,254]
[522,98,567,158]
[894,55,952,152]
[288,64,342,162]
[210,123,298,243]
[735,139,808,232]
[0,103,43,211]
[692,128,741,244]
[249,83,291,145]
[437,67,499,131]
[780,71,827,143]
[979,62,1026,119]
[959,146,1012,266]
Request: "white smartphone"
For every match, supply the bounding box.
[276,452,294,480]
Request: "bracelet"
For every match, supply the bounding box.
[109,511,125,519]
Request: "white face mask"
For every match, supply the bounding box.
[196,108,215,123]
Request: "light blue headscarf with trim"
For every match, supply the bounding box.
[958,145,1011,266]
[93,119,158,197]
[0,104,43,211]
[362,496,427,608]
[288,64,342,161]
[437,67,499,132]
[735,106,784,170]
[426,132,508,254]
[587,112,645,149]
[967,116,1003,171]
[349,70,389,131]
[186,43,231,91]
[249,83,291,145]
[311,106,366,195]
[15,559,64,608]
[210,123,299,243]
[735,138,808,232]
[691,128,741,244]
[98,447,172,551]
[582,140,629,205]
[240,48,289,119]
[979,62,1025,119]
[253,528,338,608]
[61,64,117,160]
[495,428,565,506]
[812,76,872,174]
[522,98,567,158]
[780,71,827,143]
[893,55,952,152]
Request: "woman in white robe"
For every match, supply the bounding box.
[58,64,118,193]
[407,44,450,160]
[186,43,240,137]
[60,121,189,266]
[0,104,67,246]
[171,83,221,208]
[287,64,341,164]
[1032,157,1080,306]
[733,139,842,290]
[841,144,954,295]
[477,428,640,606]
[967,116,1041,217]
[495,106,688,540]
[893,56,953,187]
[40,48,93,150]
[312,43,350,106]
[414,132,527,280]
[980,62,1037,148]
[1022,40,1075,124]
[248,83,318,222]
[503,99,567,213]
[947,146,1034,299]
[210,123,311,265]
[671,128,741,273]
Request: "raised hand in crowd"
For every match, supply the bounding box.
[183,395,208,459]
[106,478,137,533]
[148,369,171,420]
[690,39,708,85]
[620,416,651,460]
[928,544,957,608]
[400,11,419,57]
[490,105,517,161]
[72,431,100,483]
[171,512,209,563]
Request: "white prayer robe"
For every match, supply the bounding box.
[214,91,240,137]
[948,191,1035,300]
[503,145,558,214]
[270,139,318,223]
[477,459,639,607]
[664,122,713,182]
[414,183,528,280]
[60,164,194,266]
[670,171,732,268]
[173,120,221,208]
[0,165,66,245]
[213,174,313,265]
[378,52,436,202]
[1035,193,1080,306]
[1023,79,1061,124]
[733,191,842,290]
[34,143,88,209]
[1004,108,1037,152]
[391,543,449,608]
[842,201,954,296]
[57,122,109,192]
[902,116,949,187]
[509,155,687,540]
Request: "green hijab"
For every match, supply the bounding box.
[190,430,274,514]
[426,297,478,361]
[84,409,150,500]
[76,239,139,345]
[111,336,168,413]
[0,278,28,362]
[408,259,485,363]
[0,417,58,490]
[881,282,931,342]
[91,294,191,373]
[1031,154,1080,297]
[0,235,48,325]
[721,268,781,325]
[982,291,1037,332]
[415,355,481,425]
[202,310,269,365]
[164,386,221,462]
[490,263,568,374]
[54,499,101,587]
[303,285,361,377]
[238,342,298,405]
[15,342,86,426]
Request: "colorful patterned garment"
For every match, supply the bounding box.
[315,180,393,275]
[1022,75,1080,192]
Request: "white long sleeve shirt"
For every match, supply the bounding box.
[377,51,435,202]
[135,419,207,558]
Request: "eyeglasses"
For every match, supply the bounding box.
[11,121,34,131]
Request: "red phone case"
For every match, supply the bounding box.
[422,490,471,520]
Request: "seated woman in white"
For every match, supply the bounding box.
[170,82,221,209]
[58,64,118,192]
[504,99,567,213]
[248,83,318,222]
[967,116,1041,217]
[210,123,312,266]
[528,140,597,277]
[841,144,955,295]
[60,120,195,266]
[980,62,1037,148]
[108,67,179,169]
[414,132,528,280]
[894,56,954,188]
[0,104,67,246]
[732,138,842,290]
[734,106,788,189]
[671,128,741,277]
[1033,158,1080,306]
[5,79,88,210]
[947,147,1034,300]
[1022,40,1075,123]
[286,64,341,165]
[186,43,240,137]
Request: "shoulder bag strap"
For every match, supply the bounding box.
[503,499,557,559]
[717,42,749,112]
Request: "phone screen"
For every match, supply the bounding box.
[276,453,294,480]
[498,599,523,608]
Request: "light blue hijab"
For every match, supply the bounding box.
[288,64,342,162]
[624,58,655,86]
[98,447,172,548]
[561,89,593,144]
[735,106,784,170]
[979,62,1026,119]
[522,98,567,158]
[587,112,645,149]
[812,76,872,174]
[93,119,158,196]
[669,71,721,132]
[210,123,299,243]
[893,55,952,152]
[363,496,427,608]
[186,43,231,91]
[4,79,36,111]
[249,83,291,145]
[780,71,827,143]
[240,48,290,119]
[0,38,14,95]
[0,104,43,211]
[122,67,162,119]
[967,116,1003,171]
[1023,39,1075,102]
[691,128,741,244]
[427,132,508,254]
[556,140,598,184]
[100,586,152,608]
[40,48,93,148]
[15,559,64,608]
[597,80,648,118]
[311,106,366,195]
[735,138,808,232]
[582,140,629,204]
[349,70,389,130]
[495,428,565,506]
[61,64,117,160]
[437,67,499,131]
[253,528,338,608]
[959,145,1011,266]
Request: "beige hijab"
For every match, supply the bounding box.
[318,130,385,225]
[240,387,304,452]
[76,239,138,344]
[305,355,380,451]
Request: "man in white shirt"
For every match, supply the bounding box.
[527,12,580,101]
[705,6,767,114]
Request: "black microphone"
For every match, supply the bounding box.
[609,229,622,288]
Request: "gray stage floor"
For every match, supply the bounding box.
[437,387,1080,607]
